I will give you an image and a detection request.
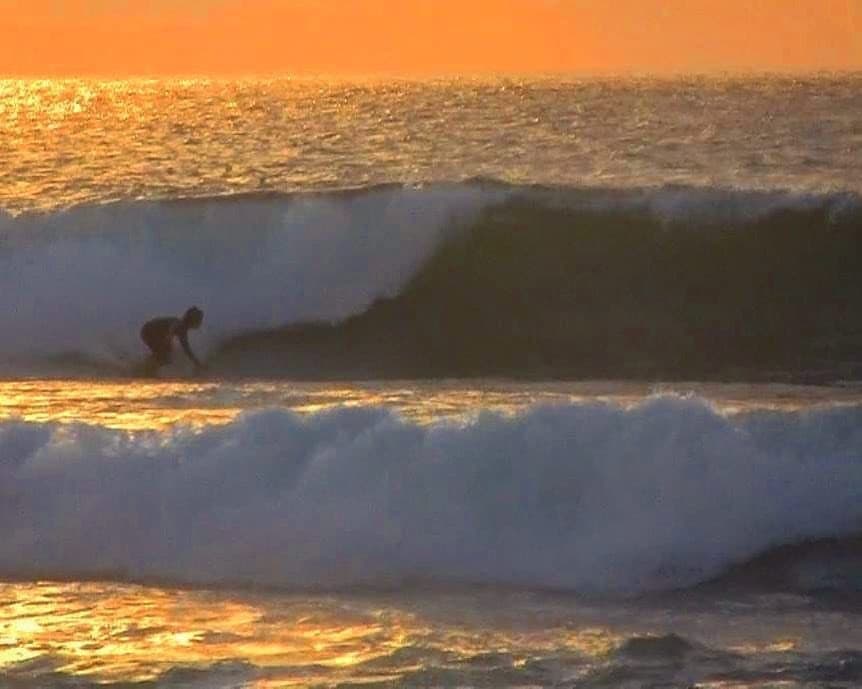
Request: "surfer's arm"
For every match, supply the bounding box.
[177,330,202,367]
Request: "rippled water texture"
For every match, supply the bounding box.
[3,581,862,688]
[2,75,860,214]
[2,379,861,430]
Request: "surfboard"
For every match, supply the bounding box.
[129,359,206,380]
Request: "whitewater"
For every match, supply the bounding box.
[2,380,862,687]
[3,389,862,595]
[2,75,862,687]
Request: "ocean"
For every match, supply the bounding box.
[1,75,862,688]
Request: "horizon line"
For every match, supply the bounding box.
[3,67,861,81]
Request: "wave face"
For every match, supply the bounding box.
[1,182,860,377]
[2,397,861,595]
[0,184,496,373]
[214,183,862,380]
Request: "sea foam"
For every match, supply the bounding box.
[2,396,861,594]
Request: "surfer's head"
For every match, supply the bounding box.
[183,306,204,329]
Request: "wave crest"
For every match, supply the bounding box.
[2,396,861,594]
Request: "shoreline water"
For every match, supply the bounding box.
[3,576,860,688]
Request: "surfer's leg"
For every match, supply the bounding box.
[140,345,171,378]
[141,329,172,367]
[141,356,161,378]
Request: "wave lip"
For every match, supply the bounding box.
[2,396,862,595]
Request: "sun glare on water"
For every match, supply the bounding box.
[1,379,860,431]
[0,581,621,685]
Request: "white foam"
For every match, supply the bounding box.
[544,184,860,226]
[2,396,860,594]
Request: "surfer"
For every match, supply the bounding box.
[140,306,205,374]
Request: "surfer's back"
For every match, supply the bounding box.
[140,316,181,340]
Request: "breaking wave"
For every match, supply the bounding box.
[1,396,861,595]
[0,181,859,378]
[0,183,495,373]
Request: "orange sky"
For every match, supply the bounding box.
[1,0,860,76]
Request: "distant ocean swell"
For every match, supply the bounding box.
[1,397,861,595]
[0,181,860,378]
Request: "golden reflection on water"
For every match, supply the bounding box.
[0,380,240,431]
[0,379,860,432]
[0,581,407,683]
[0,379,601,431]
[0,581,618,685]
[0,77,432,214]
